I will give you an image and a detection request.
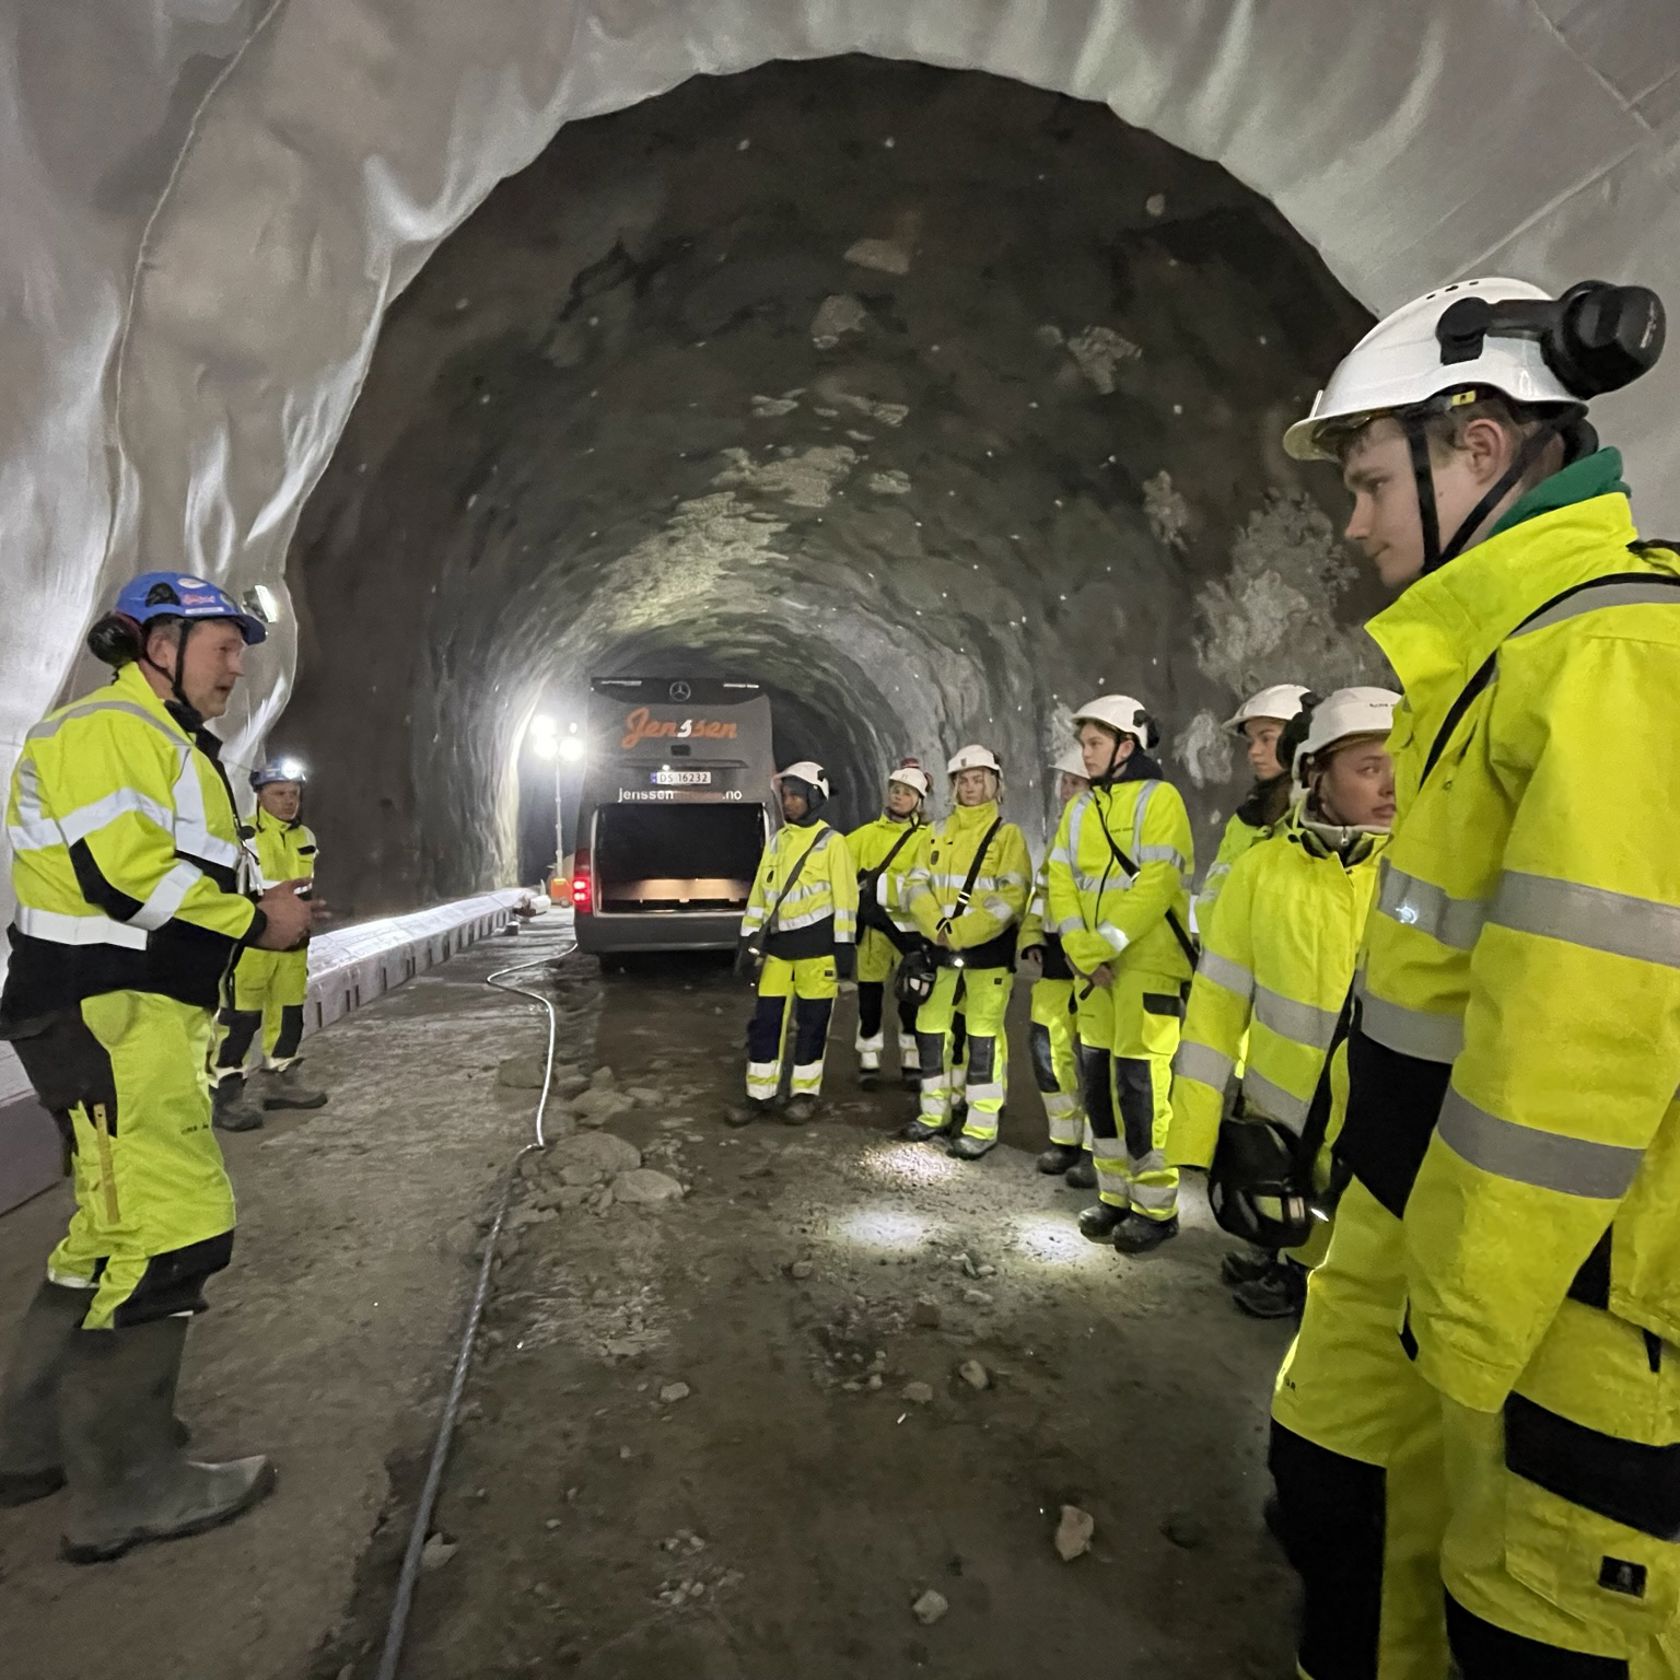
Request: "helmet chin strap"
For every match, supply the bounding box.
[140,620,204,728]
[1407,405,1590,576]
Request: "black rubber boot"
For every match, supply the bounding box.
[59,1318,274,1564]
[0,1281,87,1506]
[1036,1143,1082,1176]
[782,1096,819,1126]
[724,1098,775,1128]
[258,1064,328,1111]
[1064,1153,1097,1190]
[212,1076,265,1133]
[900,1118,949,1143]
[1220,1248,1275,1288]
[1077,1202,1130,1243]
[948,1133,997,1161]
[858,1068,880,1092]
[1231,1262,1306,1319]
[1115,1214,1180,1255]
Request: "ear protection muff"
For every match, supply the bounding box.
[1436,281,1665,398]
[86,612,145,667]
[1134,711,1161,753]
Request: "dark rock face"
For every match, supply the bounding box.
[282,56,1379,916]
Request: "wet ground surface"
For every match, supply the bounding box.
[0,915,1296,1679]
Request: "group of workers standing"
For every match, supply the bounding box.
[0,269,1673,1680]
[731,275,1680,1679]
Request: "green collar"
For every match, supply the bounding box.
[1486,448,1628,542]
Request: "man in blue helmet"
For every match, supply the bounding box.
[0,572,313,1563]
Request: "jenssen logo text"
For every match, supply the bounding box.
[620,707,739,750]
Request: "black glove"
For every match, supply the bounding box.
[835,943,857,983]
[733,939,760,981]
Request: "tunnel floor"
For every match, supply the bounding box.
[1,916,1295,1679]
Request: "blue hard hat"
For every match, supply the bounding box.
[250,759,307,790]
[113,571,267,646]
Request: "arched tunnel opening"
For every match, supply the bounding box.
[277,58,1381,918]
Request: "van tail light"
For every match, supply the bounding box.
[571,851,593,915]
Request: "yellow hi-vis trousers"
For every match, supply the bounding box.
[915,965,1011,1141]
[1074,970,1180,1221]
[1274,1168,1680,1678]
[213,945,310,1082]
[745,955,837,1102]
[10,992,237,1332]
[1029,976,1086,1149]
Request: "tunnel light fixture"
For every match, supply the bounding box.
[558,735,584,764]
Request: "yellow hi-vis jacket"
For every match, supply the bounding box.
[1193,810,1269,932]
[1,661,259,1029]
[248,807,319,891]
[1170,802,1388,1169]
[1046,770,1194,983]
[1344,471,1680,1412]
[902,800,1031,964]
[740,819,857,959]
[845,813,928,941]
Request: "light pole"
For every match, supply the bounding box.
[529,716,584,893]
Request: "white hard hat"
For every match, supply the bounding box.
[1224,683,1312,734]
[1284,278,1577,462]
[1293,687,1400,781]
[1071,694,1156,748]
[775,760,831,798]
[1048,747,1089,780]
[889,765,931,798]
[947,744,1002,778]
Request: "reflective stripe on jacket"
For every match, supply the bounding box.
[1348,487,1680,1410]
[2,662,258,1027]
[902,801,1030,958]
[1170,803,1386,1168]
[248,808,318,891]
[1045,776,1194,982]
[740,821,857,953]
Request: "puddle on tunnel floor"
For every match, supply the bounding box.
[316,944,1296,1680]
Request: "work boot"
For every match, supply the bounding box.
[900,1118,949,1144]
[1115,1214,1179,1256]
[58,1317,274,1564]
[1220,1247,1275,1288]
[1064,1153,1097,1190]
[259,1063,327,1111]
[0,1281,86,1506]
[948,1133,996,1161]
[724,1098,775,1128]
[858,1068,880,1092]
[1231,1262,1306,1320]
[1036,1143,1082,1177]
[1077,1201,1130,1243]
[212,1076,264,1133]
[783,1096,819,1126]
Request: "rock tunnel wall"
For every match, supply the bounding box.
[280,59,1381,915]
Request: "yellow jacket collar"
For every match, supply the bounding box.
[947,799,999,833]
[1366,493,1639,703]
[113,659,190,739]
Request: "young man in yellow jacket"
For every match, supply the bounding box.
[845,763,931,1091]
[211,760,325,1130]
[1193,683,1313,932]
[1272,277,1677,1680]
[1018,748,1092,1178]
[730,762,857,1126]
[0,572,313,1562]
[900,745,1031,1160]
[1169,688,1398,1318]
[1047,695,1195,1253]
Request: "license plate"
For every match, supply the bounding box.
[651,769,713,786]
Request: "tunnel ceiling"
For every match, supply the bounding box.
[282,58,1381,913]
